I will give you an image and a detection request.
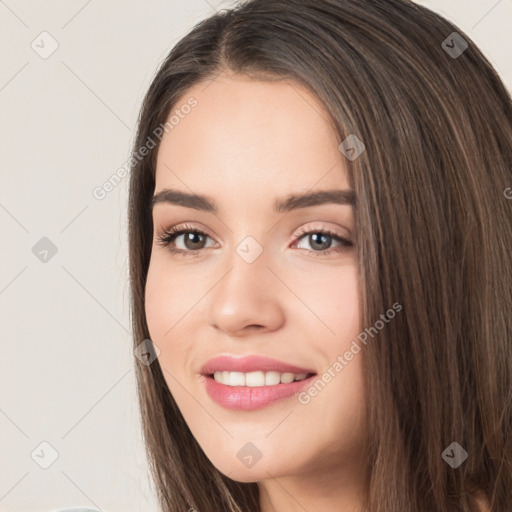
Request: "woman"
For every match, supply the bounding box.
[127,0,512,510]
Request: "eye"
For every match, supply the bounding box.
[292,227,353,256]
[156,224,215,256]
[155,223,353,257]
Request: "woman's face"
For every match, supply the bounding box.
[145,71,367,485]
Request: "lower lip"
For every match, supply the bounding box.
[203,374,316,410]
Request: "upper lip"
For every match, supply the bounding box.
[200,355,316,375]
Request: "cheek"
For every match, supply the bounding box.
[144,261,168,341]
[286,262,360,343]
[144,257,193,341]
[144,258,204,381]
[327,269,360,336]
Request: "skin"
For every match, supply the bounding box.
[142,71,493,512]
[144,71,369,511]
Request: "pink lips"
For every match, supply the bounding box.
[200,355,317,411]
[200,355,315,375]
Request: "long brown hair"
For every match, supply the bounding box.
[127,1,512,510]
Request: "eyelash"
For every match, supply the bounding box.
[156,223,353,258]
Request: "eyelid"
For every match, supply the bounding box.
[155,222,216,248]
[157,221,350,242]
[155,221,353,256]
[293,222,351,240]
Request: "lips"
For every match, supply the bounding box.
[200,355,316,375]
[200,355,317,411]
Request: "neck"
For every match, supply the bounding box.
[258,458,367,512]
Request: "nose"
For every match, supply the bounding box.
[208,242,286,337]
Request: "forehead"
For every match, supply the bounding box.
[154,72,350,206]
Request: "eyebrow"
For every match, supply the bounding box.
[150,188,356,214]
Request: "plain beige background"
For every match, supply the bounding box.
[1,1,511,511]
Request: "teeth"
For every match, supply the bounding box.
[212,370,310,387]
[281,372,295,384]
[246,371,265,387]
[229,371,245,386]
[265,371,281,386]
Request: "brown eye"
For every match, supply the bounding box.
[180,231,208,250]
[156,227,215,255]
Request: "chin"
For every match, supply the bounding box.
[206,452,284,483]
[224,470,263,483]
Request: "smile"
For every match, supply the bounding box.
[212,370,312,386]
[200,354,317,410]
[203,372,317,410]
